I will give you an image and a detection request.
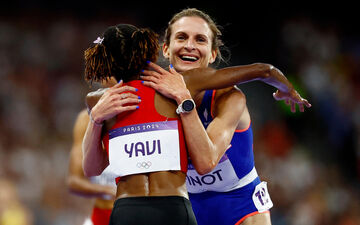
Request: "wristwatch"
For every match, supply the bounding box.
[176,99,196,114]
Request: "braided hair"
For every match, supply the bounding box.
[84,24,159,84]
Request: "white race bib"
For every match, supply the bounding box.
[187,153,259,193]
[186,154,240,193]
[252,181,273,212]
[108,121,181,177]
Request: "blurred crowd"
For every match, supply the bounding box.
[0,10,359,225]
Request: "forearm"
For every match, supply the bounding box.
[259,64,294,92]
[67,175,114,197]
[82,120,108,177]
[196,63,294,92]
[180,111,221,175]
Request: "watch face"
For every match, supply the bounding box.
[183,100,195,111]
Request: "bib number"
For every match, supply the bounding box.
[252,181,273,212]
[108,121,181,176]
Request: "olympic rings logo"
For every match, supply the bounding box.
[136,161,152,169]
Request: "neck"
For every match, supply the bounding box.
[122,74,140,83]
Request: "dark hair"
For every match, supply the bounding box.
[85,24,159,83]
[164,8,228,64]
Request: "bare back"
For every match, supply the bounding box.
[86,88,188,199]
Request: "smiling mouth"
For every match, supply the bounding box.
[180,55,199,62]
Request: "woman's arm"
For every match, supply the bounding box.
[67,109,116,198]
[141,62,311,174]
[140,63,246,174]
[179,88,246,174]
[82,82,140,177]
[142,62,311,110]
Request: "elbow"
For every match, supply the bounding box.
[195,160,217,175]
[82,163,99,178]
[83,168,97,178]
[66,176,75,190]
[255,63,273,79]
[66,176,80,193]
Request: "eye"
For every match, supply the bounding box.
[177,35,185,40]
[197,36,207,43]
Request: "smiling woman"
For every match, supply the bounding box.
[141,8,310,225]
[163,10,223,71]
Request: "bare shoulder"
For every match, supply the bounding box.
[212,86,248,126]
[215,86,245,100]
[86,88,108,110]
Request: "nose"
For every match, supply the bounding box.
[184,39,196,51]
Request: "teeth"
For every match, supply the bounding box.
[181,56,198,61]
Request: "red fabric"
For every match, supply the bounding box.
[91,207,112,225]
[102,80,188,184]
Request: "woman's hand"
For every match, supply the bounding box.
[141,62,191,104]
[273,89,312,113]
[90,81,141,123]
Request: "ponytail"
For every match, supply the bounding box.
[84,24,160,84]
[84,42,114,84]
[129,28,159,74]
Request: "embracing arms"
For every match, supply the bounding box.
[82,82,140,177]
[141,62,311,174]
[142,62,311,111]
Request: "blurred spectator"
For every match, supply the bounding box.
[0,8,358,225]
[0,178,33,225]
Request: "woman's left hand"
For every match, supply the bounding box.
[273,89,312,113]
[141,62,191,104]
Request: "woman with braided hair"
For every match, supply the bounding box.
[82,23,309,225]
[83,24,198,225]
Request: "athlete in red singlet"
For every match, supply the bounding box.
[82,23,310,225]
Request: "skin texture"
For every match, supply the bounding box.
[82,21,311,222]
[140,16,310,225]
[83,62,310,202]
[67,78,118,214]
[67,109,115,209]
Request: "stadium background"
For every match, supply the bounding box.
[0,1,359,224]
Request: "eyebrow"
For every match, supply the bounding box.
[196,34,208,40]
[175,31,209,40]
[175,31,188,37]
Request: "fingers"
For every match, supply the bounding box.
[118,92,139,100]
[140,74,159,83]
[141,69,162,79]
[110,85,138,95]
[299,103,304,112]
[169,64,176,73]
[119,96,141,105]
[291,101,296,113]
[303,99,312,108]
[141,80,157,89]
[119,105,139,113]
[147,61,167,74]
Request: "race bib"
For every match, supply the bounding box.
[108,121,181,177]
[252,181,273,212]
[186,154,240,193]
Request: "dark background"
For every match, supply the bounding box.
[0,1,359,225]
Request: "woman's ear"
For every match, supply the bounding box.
[209,49,217,64]
[162,43,170,59]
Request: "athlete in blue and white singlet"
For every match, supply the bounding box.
[186,90,273,225]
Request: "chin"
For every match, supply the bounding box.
[176,63,200,72]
